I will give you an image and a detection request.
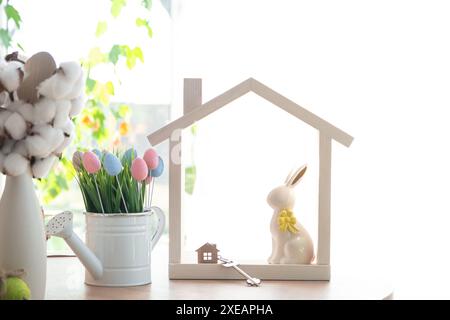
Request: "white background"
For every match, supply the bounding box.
[14,0,450,298]
[172,0,450,299]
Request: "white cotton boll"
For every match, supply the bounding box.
[54,134,73,155]
[64,74,83,100]
[31,155,57,178]
[36,76,55,98]
[53,120,74,155]
[38,62,83,100]
[37,73,72,100]
[61,119,74,136]
[50,74,73,99]
[13,140,28,158]
[5,101,21,112]
[6,60,23,69]
[33,124,53,138]
[33,98,56,125]
[5,112,27,140]
[59,62,82,84]
[3,152,28,176]
[26,124,58,157]
[55,120,75,154]
[17,103,34,122]
[1,139,14,154]
[25,135,50,157]
[53,100,71,128]
[0,62,23,92]
[0,109,12,135]
[49,129,64,152]
[33,125,64,154]
[69,95,83,118]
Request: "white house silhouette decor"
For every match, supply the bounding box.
[147,78,353,280]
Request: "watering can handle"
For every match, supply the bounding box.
[150,206,165,250]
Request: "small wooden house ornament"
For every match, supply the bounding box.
[196,243,219,264]
[147,78,353,280]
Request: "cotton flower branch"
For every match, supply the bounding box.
[0,51,84,178]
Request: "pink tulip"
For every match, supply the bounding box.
[143,148,159,170]
[131,157,148,181]
[82,151,101,174]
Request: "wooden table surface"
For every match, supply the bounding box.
[45,239,393,300]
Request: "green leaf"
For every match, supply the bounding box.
[132,47,144,63]
[118,104,130,118]
[86,77,97,93]
[85,99,98,109]
[121,45,135,69]
[126,56,135,69]
[0,29,11,48]
[93,126,109,142]
[15,42,24,52]
[190,124,198,136]
[5,5,21,28]
[86,47,107,67]
[121,46,143,69]
[56,174,69,190]
[106,81,115,95]
[49,187,59,198]
[185,166,197,195]
[95,21,108,37]
[136,18,153,38]
[136,18,145,27]
[108,45,122,64]
[93,107,106,121]
[111,0,126,18]
[93,81,114,105]
[142,0,152,10]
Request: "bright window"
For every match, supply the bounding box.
[203,252,212,261]
[11,0,172,253]
[7,0,450,299]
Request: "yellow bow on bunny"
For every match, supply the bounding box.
[277,209,299,234]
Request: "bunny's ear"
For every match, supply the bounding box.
[284,168,294,185]
[287,164,307,187]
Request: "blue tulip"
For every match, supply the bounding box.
[121,148,137,166]
[150,156,164,177]
[92,148,103,159]
[103,152,123,176]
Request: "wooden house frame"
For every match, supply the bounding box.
[147,78,353,280]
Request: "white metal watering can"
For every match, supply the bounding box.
[45,207,165,287]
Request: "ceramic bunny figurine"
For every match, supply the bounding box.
[267,164,314,264]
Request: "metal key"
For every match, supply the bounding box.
[218,256,261,287]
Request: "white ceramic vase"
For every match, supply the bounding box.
[0,174,47,299]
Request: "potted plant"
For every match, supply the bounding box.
[68,148,166,286]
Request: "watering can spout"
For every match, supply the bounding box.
[46,211,103,280]
[65,231,103,279]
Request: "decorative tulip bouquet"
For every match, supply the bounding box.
[72,148,164,214]
[0,52,83,178]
